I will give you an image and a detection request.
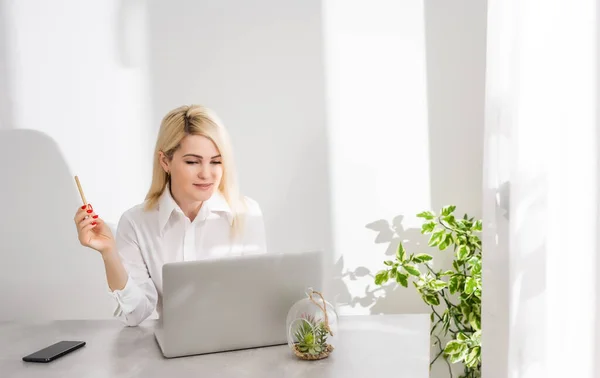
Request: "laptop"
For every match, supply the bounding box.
[154,250,323,358]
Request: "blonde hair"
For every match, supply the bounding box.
[145,104,246,236]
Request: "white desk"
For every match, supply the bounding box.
[0,314,430,378]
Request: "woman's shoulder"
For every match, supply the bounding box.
[118,201,154,224]
[241,196,263,217]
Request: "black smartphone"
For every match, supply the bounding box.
[22,341,86,363]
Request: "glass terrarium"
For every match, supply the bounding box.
[286,289,338,360]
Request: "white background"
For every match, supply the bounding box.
[0,0,486,334]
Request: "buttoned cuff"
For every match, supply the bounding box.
[109,276,144,317]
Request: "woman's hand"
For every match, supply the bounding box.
[74,204,116,256]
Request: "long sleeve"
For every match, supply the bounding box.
[109,211,158,326]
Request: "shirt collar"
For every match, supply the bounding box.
[157,185,233,232]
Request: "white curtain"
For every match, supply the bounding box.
[482,0,598,377]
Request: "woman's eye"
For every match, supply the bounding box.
[185,161,198,165]
[211,161,222,165]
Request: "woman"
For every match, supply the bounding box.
[73,105,267,326]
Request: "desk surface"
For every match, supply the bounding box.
[0,314,430,378]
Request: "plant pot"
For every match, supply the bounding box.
[286,289,338,361]
[292,343,335,360]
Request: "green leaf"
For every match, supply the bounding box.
[428,230,445,247]
[396,243,406,262]
[421,221,436,234]
[414,253,433,263]
[430,279,447,291]
[395,272,408,287]
[457,332,468,341]
[457,245,470,261]
[374,270,390,285]
[384,260,394,266]
[473,220,482,231]
[465,277,478,295]
[441,270,454,276]
[423,292,440,306]
[469,312,481,331]
[469,257,482,275]
[449,276,460,294]
[443,214,457,226]
[449,346,469,364]
[417,211,435,220]
[465,346,481,368]
[443,340,464,356]
[403,264,421,276]
[441,205,456,216]
[461,303,471,319]
[439,233,453,251]
[430,312,434,323]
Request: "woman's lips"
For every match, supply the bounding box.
[193,183,213,191]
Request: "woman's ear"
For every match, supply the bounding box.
[158,151,170,174]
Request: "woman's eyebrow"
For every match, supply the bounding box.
[182,154,222,159]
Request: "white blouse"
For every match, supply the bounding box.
[110,186,267,326]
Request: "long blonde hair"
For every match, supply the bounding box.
[145,105,246,236]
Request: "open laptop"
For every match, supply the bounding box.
[154,250,323,358]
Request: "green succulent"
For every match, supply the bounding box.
[293,314,329,356]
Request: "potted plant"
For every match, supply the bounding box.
[374,205,482,378]
[287,289,337,360]
[291,313,334,360]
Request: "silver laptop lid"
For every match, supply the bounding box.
[159,250,323,356]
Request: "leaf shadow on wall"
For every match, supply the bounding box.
[329,215,430,315]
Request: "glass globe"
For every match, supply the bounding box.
[286,290,338,360]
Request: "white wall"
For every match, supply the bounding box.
[0,0,153,320]
[145,0,331,261]
[323,0,486,316]
[0,0,486,348]
[323,1,486,376]
[0,0,331,320]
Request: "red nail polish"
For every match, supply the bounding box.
[81,205,86,209]
[91,222,97,225]
[92,215,98,219]
[87,210,92,213]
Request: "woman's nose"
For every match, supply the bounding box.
[197,163,211,178]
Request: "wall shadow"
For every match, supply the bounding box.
[423,2,488,375]
[594,1,600,373]
[424,0,487,217]
[0,129,115,320]
[329,214,431,315]
[0,0,14,130]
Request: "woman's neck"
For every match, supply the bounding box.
[169,186,203,222]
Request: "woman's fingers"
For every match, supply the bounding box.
[81,222,97,234]
[75,204,98,227]
[80,214,98,229]
[74,205,88,223]
[78,222,98,244]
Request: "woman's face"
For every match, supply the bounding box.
[160,135,223,203]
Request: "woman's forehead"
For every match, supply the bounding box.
[178,134,220,156]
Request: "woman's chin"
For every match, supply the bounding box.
[189,187,214,202]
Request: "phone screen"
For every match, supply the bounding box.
[22,341,86,362]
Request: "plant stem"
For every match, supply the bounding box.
[431,305,444,322]
[438,219,454,232]
[432,335,453,378]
